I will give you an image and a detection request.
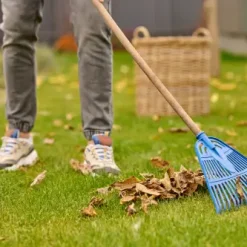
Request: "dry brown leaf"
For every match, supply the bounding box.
[30,170,47,187]
[115,80,127,93]
[113,124,122,131]
[160,172,172,191]
[211,93,219,103]
[53,119,63,127]
[66,113,74,121]
[236,121,247,127]
[140,195,158,213]
[70,159,92,175]
[97,186,111,195]
[43,138,55,145]
[126,203,137,216]
[64,124,75,131]
[158,127,164,133]
[112,176,139,190]
[136,183,160,196]
[211,79,236,91]
[120,195,136,204]
[0,237,6,242]
[150,157,169,169]
[169,127,189,133]
[236,177,244,200]
[226,130,238,137]
[89,197,104,207]
[81,205,97,217]
[152,115,160,122]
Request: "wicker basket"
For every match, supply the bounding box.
[132,26,212,116]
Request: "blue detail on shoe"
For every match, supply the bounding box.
[10,129,20,139]
[92,135,100,145]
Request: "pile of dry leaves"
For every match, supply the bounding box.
[81,157,205,217]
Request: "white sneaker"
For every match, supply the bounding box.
[0,130,38,171]
[83,134,121,175]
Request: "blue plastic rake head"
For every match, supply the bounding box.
[195,132,247,213]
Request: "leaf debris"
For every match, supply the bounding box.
[30,170,47,187]
[90,162,205,216]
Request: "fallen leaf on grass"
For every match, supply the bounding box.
[81,205,97,217]
[81,197,105,217]
[64,124,75,131]
[53,119,63,127]
[211,79,237,91]
[95,163,205,216]
[113,124,122,131]
[226,130,238,137]
[236,177,244,200]
[43,138,55,145]
[211,93,219,103]
[115,80,127,93]
[236,121,247,127]
[160,172,172,191]
[112,176,139,190]
[70,159,92,175]
[120,195,136,204]
[89,197,104,207]
[158,127,164,133]
[140,195,158,213]
[150,157,169,169]
[169,127,189,133]
[126,203,137,216]
[66,113,74,121]
[97,186,111,195]
[152,115,160,122]
[0,237,6,241]
[30,170,47,187]
[136,183,161,196]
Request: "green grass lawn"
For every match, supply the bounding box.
[1,50,247,247]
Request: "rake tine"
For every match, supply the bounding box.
[224,181,238,207]
[212,186,222,212]
[219,183,231,210]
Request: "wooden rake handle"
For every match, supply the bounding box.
[92,0,202,136]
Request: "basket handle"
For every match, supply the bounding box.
[133,26,150,39]
[193,27,211,38]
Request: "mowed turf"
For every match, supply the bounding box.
[0,51,247,247]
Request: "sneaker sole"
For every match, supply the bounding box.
[4,150,39,171]
[83,160,120,175]
[93,166,121,175]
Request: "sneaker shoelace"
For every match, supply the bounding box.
[91,145,113,162]
[0,137,19,155]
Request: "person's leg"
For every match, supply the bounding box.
[70,0,120,174]
[0,0,43,170]
[70,0,113,140]
[1,0,43,134]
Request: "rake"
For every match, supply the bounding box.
[92,0,247,213]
